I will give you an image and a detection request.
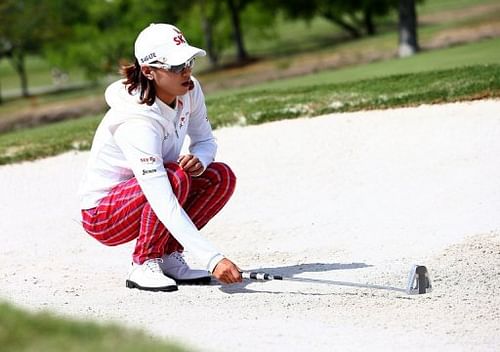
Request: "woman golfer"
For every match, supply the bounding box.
[78,23,242,292]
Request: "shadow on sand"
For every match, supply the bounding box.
[213,262,406,295]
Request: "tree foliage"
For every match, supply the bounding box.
[270,0,398,38]
[0,0,421,96]
[179,0,276,67]
[0,0,68,96]
[44,0,186,80]
[178,0,233,67]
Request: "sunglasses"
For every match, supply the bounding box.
[148,58,195,74]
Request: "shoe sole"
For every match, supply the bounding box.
[174,276,212,285]
[126,280,178,292]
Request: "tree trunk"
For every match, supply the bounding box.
[398,0,419,57]
[226,0,248,62]
[323,12,362,39]
[200,0,218,67]
[363,7,376,36]
[11,51,29,97]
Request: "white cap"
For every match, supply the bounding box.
[134,23,206,66]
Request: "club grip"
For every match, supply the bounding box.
[241,272,283,281]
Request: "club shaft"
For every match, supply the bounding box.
[242,271,406,293]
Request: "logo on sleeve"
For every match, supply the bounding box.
[142,168,157,176]
[140,156,156,164]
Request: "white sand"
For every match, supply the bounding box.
[1,100,499,351]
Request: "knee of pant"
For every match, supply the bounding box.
[165,162,189,180]
[165,162,190,201]
[209,162,237,184]
[165,161,182,171]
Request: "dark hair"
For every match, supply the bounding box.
[120,59,156,105]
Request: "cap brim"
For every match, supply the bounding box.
[159,45,206,66]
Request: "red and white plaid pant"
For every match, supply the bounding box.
[81,162,236,264]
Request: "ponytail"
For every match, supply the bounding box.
[120,59,156,105]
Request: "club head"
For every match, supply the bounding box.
[406,264,432,295]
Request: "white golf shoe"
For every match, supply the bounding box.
[160,252,212,285]
[126,258,178,292]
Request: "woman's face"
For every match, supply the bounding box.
[153,67,193,105]
[142,64,193,106]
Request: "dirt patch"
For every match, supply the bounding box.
[424,22,500,49]
[0,96,106,133]
[420,3,500,25]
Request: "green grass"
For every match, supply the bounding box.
[0,64,498,165]
[243,15,344,57]
[212,37,500,97]
[0,56,87,98]
[0,301,189,352]
[0,114,101,165]
[207,64,500,127]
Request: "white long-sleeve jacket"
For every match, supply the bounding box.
[78,77,224,272]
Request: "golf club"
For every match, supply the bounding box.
[242,264,432,295]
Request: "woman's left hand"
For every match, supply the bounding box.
[178,154,204,176]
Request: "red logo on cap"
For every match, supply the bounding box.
[173,29,186,46]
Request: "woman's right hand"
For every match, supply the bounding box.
[212,258,242,284]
